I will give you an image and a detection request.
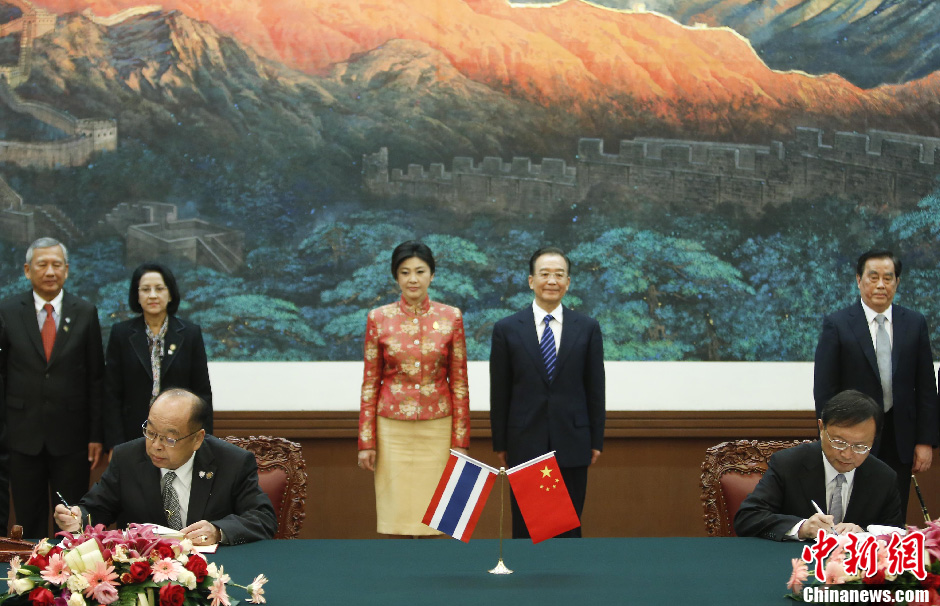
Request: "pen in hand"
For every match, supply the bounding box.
[811,499,838,535]
[56,491,78,519]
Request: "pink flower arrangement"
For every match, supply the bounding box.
[784,521,940,602]
[1,524,267,606]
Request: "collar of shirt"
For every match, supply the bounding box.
[33,289,64,316]
[532,301,563,327]
[860,299,893,325]
[821,449,855,510]
[398,295,431,316]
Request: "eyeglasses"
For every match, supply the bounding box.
[142,421,200,447]
[824,429,872,454]
[138,286,168,294]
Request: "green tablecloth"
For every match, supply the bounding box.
[212,537,801,605]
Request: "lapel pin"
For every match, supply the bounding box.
[168,344,177,355]
[65,317,71,324]
[205,472,214,479]
[199,471,205,478]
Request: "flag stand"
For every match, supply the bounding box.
[488,468,513,575]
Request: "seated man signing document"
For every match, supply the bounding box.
[734,389,903,541]
[55,389,276,545]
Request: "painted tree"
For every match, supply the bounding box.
[570,227,753,360]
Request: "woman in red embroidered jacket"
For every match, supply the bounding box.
[357,241,470,536]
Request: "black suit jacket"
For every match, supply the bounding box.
[490,306,605,468]
[0,290,104,455]
[733,442,903,541]
[813,301,938,464]
[104,315,212,447]
[78,435,277,545]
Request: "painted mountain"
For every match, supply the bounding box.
[558,0,940,88]
[27,0,940,145]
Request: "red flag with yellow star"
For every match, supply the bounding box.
[506,451,580,543]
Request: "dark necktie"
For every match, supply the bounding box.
[41,303,56,361]
[540,315,557,382]
[829,473,845,525]
[162,471,183,530]
[875,314,893,412]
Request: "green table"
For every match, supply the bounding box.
[213,537,801,605]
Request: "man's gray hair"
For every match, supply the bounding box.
[26,237,69,264]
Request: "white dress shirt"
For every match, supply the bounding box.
[161,452,196,525]
[860,298,893,349]
[33,289,64,331]
[532,301,563,355]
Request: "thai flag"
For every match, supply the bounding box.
[423,450,498,542]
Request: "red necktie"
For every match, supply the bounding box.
[41,303,56,361]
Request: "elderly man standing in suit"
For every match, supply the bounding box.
[54,388,276,545]
[813,249,938,520]
[734,390,902,540]
[490,246,605,539]
[0,237,105,538]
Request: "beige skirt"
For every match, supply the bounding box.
[375,415,451,536]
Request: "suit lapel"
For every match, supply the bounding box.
[517,308,550,386]
[555,306,578,376]
[848,302,880,378]
[162,317,185,374]
[890,307,910,380]
[18,292,46,363]
[129,318,152,376]
[798,445,828,513]
[187,441,217,525]
[138,453,165,525]
[47,292,78,367]
[843,460,870,523]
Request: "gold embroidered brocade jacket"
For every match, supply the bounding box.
[358,296,470,450]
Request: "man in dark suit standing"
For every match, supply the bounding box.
[735,390,902,540]
[54,389,276,545]
[813,249,938,519]
[0,237,105,538]
[490,246,605,539]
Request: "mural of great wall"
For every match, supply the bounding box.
[363,128,940,216]
[0,0,243,273]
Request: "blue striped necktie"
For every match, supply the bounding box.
[541,315,557,381]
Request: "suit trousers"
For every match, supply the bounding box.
[876,409,912,521]
[510,465,587,539]
[10,448,90,539]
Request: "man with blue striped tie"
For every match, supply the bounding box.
[490,246,606,539]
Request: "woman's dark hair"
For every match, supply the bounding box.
[390,241,435,278]
[129,262,181,315]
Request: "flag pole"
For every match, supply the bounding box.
[488,467,512,575]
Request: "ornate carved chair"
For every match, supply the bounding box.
[700,439,811,537]
[222,436,307,539]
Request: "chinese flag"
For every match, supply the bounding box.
[506,451,581,543]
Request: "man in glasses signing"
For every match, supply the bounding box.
[54,389,276,545]
[734,390,903,541]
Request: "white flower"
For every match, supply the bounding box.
[178,539,194,556]
[67,572,90,592]
[68,591,87,606]
[111,545,130,563]
[8,577,34,595]
[206,563,219,578]
[7,555,21,581]
[35,539,53,556]
[176,569,198,590]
